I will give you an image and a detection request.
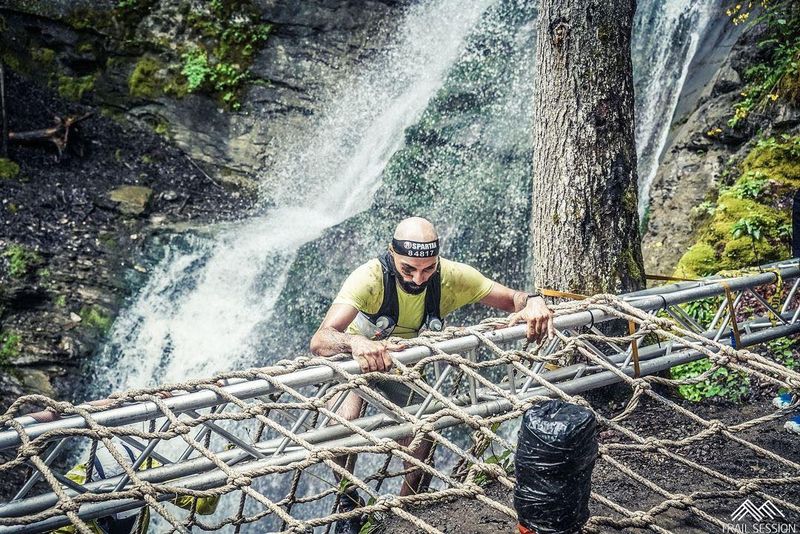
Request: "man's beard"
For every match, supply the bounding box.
[398,277,429,295]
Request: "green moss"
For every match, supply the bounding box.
[55,294,67,308]
[0,330,21,366]
[128,56,164,98]
[1,52,22,72]
[0,158,20,180]
[675,243,721,278]
[58,73,96,101]
[3,244,41,278]
[30,47,56,65]
[675,135,799,276]
[621,245,643,284]
[741,135,800,184]
[707,196,780,241]
[80,306,113,333]
[153,121,169,136]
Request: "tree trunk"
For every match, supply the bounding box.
[531,0,644,295]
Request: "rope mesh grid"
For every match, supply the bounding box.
[1,271,799,533]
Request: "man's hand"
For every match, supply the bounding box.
[508,296,555,343]
[350,338,403,373]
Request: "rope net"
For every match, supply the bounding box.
[1,280,799,533]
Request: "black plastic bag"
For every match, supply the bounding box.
[514,399,598,534]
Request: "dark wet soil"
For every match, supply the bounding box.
[0,69,254,409]
[382,376,800,533]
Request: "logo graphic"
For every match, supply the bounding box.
[730,499,786,522]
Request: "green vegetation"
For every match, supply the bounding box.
[766,336,798,369]
[179,1,272,108]
[30,47,56,65]
[473,449,514,487]
[121,1,272,108]
[57,73,96,101]
[80,306,113,333]
[0,331,21,367]
[680,296,722,327]
[128,56,166,99]
[672,292,749,402]
[55,294,67,308]
[726,1,800,127]
[0,158,20,180]
[670,358,750,403]
[3,244,41,279]
[675,134,800,277]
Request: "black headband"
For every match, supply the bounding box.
[391,238,439,258]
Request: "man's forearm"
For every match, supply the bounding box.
[310,326,357,356]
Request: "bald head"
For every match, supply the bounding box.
[393,217,438,242]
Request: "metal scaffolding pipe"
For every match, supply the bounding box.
[2,261,797,452]
[2,318,797,533]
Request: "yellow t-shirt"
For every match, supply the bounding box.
[333,257,494,338]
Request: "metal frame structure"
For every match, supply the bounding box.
[1,259,798,533]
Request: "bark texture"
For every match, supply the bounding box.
[531,0,645,294]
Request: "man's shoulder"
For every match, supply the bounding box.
[439,257,480,277]
[339,258,384,294]
[349,258,383,282]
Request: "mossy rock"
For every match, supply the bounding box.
[30,47,56,65]
[675,242,718,278]
[3,244,42,278]
[108,185,153,216]
[128,55,165,99]
[58,73,97,101]
[80,305,113,333]
[675,135,799,276]
[0,158,20,180]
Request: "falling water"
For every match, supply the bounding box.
[91,0,496,394]
[82,0,727,528]
[633,0,717,218]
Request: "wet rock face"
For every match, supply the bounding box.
[0,0,407,192]
[0,69,250,409]
[641,21,751,275]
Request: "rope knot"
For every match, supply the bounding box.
[707,419,725,433]
[18,444,40,458]
[629,511,652,527]
[54,401,73,413]
[138,483,159,497]
[173,424,192,435]
[670,494,690,510]
[228,475,252,488]
[57,500,81,513]
[739,482,760,494]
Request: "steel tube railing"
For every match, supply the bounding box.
[3,317,797,533]
[2,261,797,452]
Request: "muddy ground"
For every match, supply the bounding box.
[383,377,800,533]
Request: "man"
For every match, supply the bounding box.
[310,217,554,531]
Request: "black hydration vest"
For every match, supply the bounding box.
[357,251,444,340]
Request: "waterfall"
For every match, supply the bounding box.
[91,0,496,394]
[78,0,725,530]
[91,0,720,395]
[633,0,717,219]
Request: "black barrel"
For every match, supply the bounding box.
[514,400,598,534]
